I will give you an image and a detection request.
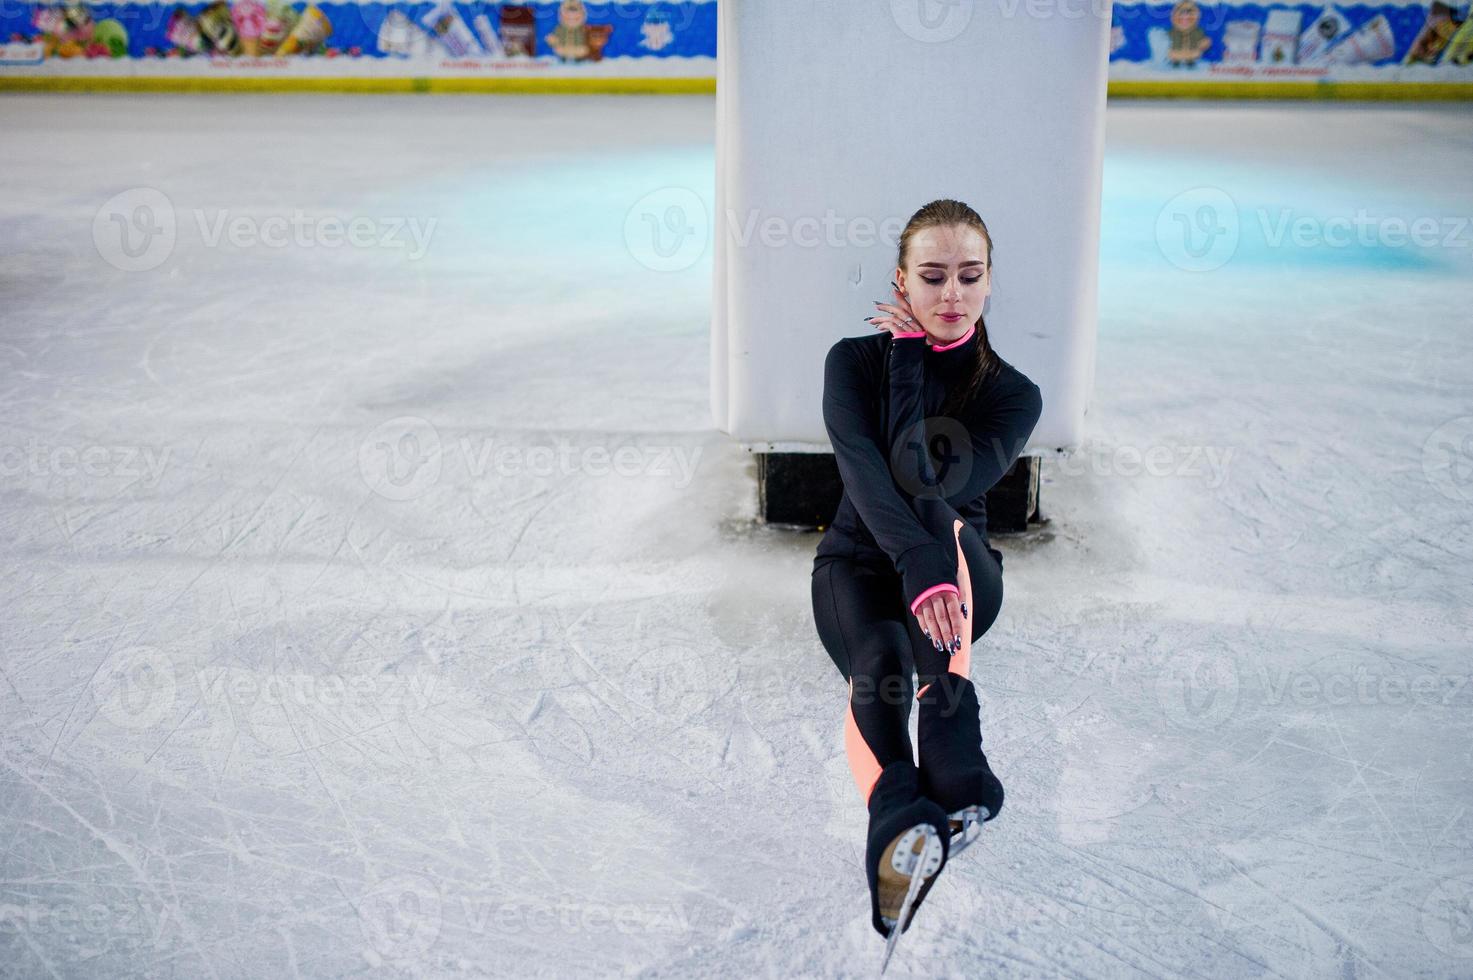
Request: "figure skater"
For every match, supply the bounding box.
[810,198,1043,939]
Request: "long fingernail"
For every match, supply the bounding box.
[961,601,968,619]
[952,635,961,651]
[934,639,943,653]
[922,627,931,639]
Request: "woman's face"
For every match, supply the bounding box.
[895,224,992,344]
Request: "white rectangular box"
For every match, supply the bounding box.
[711,1,1110,455]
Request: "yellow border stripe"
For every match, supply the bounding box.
[0,75,716,94]
[0,75,1470,99]
[1107,79,1473,100]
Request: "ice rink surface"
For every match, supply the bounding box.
[1,94,1471,978]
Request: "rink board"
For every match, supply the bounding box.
[3,0,1473,96]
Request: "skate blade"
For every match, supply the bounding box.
[877,823,944,974]
[947,805,987,857]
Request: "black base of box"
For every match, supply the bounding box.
[757,453,1041,533]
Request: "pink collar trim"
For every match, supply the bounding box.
[930,324,975,352]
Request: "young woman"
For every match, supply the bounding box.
[810,199,1044,939]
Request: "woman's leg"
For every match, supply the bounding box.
[811,558,916,803]
[813,558,955,938]
[900,499,1008,820]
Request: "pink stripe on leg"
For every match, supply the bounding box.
[949,519,973,678]
[844,679,883,803]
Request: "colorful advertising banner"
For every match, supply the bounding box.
[0,0,716,79]
[1109,0,1473,82]
[1,0,1469,92]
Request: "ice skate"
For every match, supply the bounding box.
[864,760,951,969]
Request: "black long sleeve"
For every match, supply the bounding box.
[886,337,1044,512]
[821,339,957,611]
[884,335,945,500]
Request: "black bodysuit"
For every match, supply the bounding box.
[809,323,1043,800]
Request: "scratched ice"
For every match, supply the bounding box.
[1,95,1470,978]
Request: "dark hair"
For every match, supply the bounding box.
[896,199,1002,417]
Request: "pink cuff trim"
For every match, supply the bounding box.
[893,331,927,339]
[909,583,959,614]
[930,324,975,351]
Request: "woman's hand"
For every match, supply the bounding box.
[864,282,923,339]
[916,589,968,656]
